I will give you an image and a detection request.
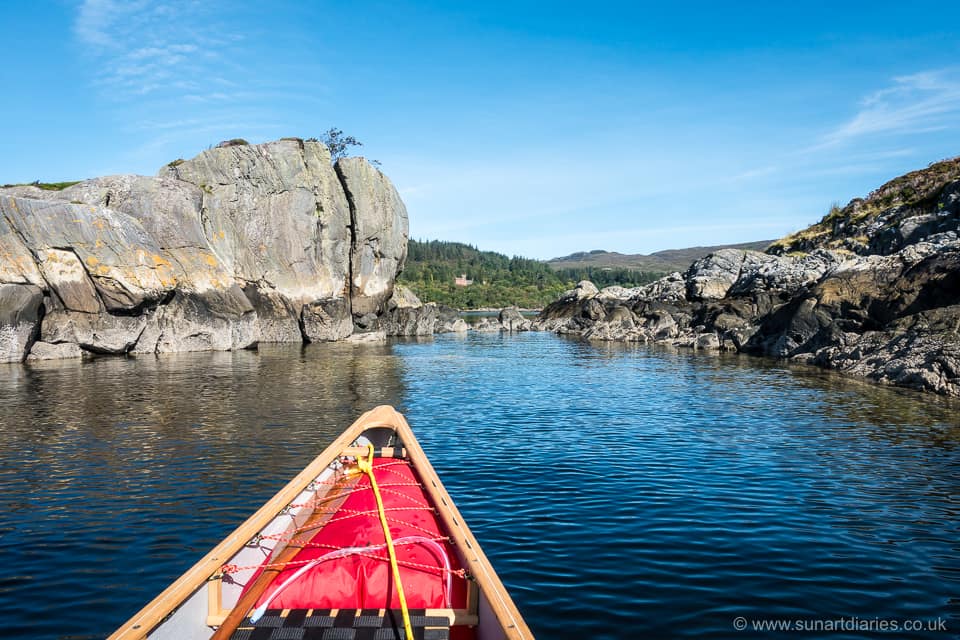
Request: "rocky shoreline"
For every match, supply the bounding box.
[4,140,958,399]
[533,159,960,397]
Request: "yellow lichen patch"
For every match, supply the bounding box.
[218,230,225,239]
[150,253,173,268]
[85,256,100,267]
[204,254,219,267]
[97,265,110,275]
[95,239,103,248]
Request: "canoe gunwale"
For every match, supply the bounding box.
[109,405,532,639]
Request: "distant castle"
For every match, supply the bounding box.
[454,273,473,287]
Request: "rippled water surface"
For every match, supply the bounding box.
[1,333,959,638]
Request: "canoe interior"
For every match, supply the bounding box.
[110,406,531,640]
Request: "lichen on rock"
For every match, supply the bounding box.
[0,138,409,361]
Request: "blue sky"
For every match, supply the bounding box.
[2,1,959,259]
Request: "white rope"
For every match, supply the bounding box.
[249,535,452,623]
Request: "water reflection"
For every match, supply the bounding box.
[0,333,958,639]
[0,342,404,639]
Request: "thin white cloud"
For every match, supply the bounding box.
[74,0,149,48]
[71,0,329,168]
[817,69,960,149]
[74,0,234,99]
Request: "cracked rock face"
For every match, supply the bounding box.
[335,157,409,319]
[0,138,409,360]
[161,140,352,303]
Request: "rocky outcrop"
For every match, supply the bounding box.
[335,157,409,319]
[535,159,960,397]
[160,139,355,342]
[436,306,469,333]
[379,284,463,336]
[0,284,42,362]
[499,307,532,332]
[0,139,409,361]
[380,285,437,336]
[769,157,960,256]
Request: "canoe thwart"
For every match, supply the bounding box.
[226,607,474,639]
[341,446,407,459]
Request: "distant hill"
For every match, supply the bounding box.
[547,240,773,274]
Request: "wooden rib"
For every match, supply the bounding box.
[206,578,222,627]
[391,411,534,639]
[108,405,400,640]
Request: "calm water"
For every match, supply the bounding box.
[1,332,958,639]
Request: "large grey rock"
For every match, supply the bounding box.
[686,249,750,300]
[133,291,258,354]
[11,177,260,353]
[161,140,353,320]
[388,284,422,309]
[383,303,438,336]
[54,175,257,317]
[0,284,43,362]
[436,306,468,333]
[36,249,102,313]
[42,309,147,354]
[560,280,599,302]
[335,158,409,317]
[27,341,83,361]
[301,298,353,342]
[499,307,531,332]
[1,195,177,311]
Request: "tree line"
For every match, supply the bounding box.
[398,239,665,309]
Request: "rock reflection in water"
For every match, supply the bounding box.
[0,342,403,639]
[1,332,958,640]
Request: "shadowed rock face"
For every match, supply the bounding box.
[534,162,960,397]
[0,139,408,362]
[0,283,42,362]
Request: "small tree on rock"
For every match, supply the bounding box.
[315,128,362,161]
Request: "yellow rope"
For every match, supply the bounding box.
[354,443,414,639]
